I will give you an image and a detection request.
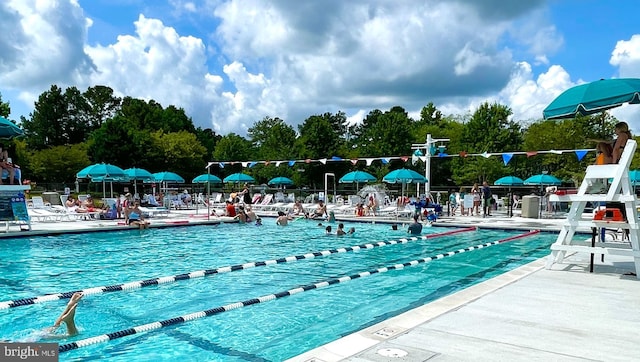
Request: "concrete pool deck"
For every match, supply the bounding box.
[3,209,639,361]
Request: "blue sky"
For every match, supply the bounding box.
[1,0,639,135]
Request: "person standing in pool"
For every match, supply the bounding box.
[407,215,423,235]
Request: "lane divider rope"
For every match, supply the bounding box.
[58,229,539,353]
[1,227,477,310]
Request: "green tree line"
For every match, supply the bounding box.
[1,85,637,189]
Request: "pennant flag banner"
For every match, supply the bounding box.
[502,153,513,165]
[206,148,596,169]
[575,150,588,161]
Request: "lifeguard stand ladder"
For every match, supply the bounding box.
[546,139,640,279]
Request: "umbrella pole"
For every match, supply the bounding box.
[103,180,106,198]
[110,182,113,198]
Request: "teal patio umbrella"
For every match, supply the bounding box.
[268,176,294,187]
[124,167,154,195]
[525,174,562,218]
[524,174,562,186]
[76,163,128,198]
[339,170,376,192]
[153,171,185,183]
[0,116,24,138]
[543,78,640,120]
[192,174,222,184]
[629,170,640,185]
[495,176,525,217]
[383,168,427,200]
[223,173,255,184]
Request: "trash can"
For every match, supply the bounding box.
[521,195,540,218]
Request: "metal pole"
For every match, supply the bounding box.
[426,134,432,196]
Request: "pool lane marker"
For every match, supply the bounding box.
[0,226,477,310]
[58,229,539,354]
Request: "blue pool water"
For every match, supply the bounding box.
[0,221,557,361]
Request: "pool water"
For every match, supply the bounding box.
[0,221,557,361]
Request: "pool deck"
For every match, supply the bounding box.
[4,208,640,361]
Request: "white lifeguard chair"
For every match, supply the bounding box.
[546,139,640,278]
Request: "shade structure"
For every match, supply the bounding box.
[0,116,24,138]
[524,174,562,185]
[383,168,427,201]
[76,163,128,198]
[543,78,640,120]
[382,169,427,184]
[192,174,222,184]
[77,163,127,180]
[223,173,255,183]
[495,176,524,218]
[268,176,294,186]
[124,167,154,181]
[339,171,376,184]
[494,176,525,186]
[153,171,185,183]
[124,168,154,195]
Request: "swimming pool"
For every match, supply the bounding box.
[0,220,557,361]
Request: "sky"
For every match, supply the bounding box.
[1,0,639,136]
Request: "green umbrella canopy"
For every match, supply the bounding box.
[0,116,24,139]
[153,171,185,183]
[494,176,525,186]
[124,167,154,181]
[77,163,127,179]
[339,171,376,183]
[543,78,640,120]
[524,174,562,185]
[268,176,294,186]
[192,174,222,184]
[382,168,427,184]
[223,173,255,183]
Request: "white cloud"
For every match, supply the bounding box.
[610,34,640,77]
[9,0,633,138]
[609,35,640,133]
[0,0,93,89]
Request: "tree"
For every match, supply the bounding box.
[149,131,207,180]
[453,102,523,185]
[0,92,10,117]
[247,116,299,182]
[213,133,254,174]
[297,112,349,188]
[17,141,91,183]
[83,85,121,129]
[22,85,67,149]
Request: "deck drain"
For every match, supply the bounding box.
[377,348,408,358]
